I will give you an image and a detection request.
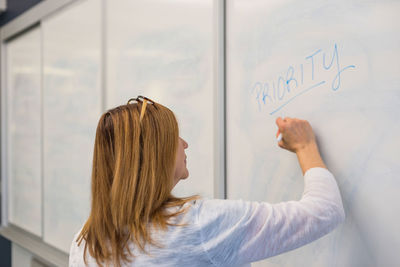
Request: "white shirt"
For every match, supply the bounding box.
[69,168,345,266]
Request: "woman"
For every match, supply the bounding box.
[69,96,345,266]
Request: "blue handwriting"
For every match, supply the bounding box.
[251,43,356,115]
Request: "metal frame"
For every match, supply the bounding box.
[1,18,7,230]
[0,0,75,41]
[100,0,107,112]
[0,225,68,267]
[0,0,227,265]
[39,19,45,244]
[213,0,227,199]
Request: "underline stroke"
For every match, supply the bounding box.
[269,80,326,115]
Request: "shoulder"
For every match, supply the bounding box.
[189,199,269,265]
[69,231,84,266]
[193,198,247,209]
[164,198,255,230]
[191,198,259,226]
[69,230,98,267]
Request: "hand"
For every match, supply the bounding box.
[275,117,326,174]
[275,117,316,153]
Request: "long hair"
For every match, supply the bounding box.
[76,100,197,266]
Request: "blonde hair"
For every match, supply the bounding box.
[76,100,197,266]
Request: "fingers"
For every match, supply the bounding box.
[276,117,292,126]
[276,117,292,137]
[276,117,313,152]
[276,117,289,130]
[275,117,284,128]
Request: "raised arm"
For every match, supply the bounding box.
[197,118,345,265]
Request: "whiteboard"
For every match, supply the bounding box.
[6,27,42,237]
[42,0,101,252]
[106,0,215,198]
[227,0,400,266]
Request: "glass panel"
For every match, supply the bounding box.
[42,0,101,252]
[7,27,42,237]
[106,0,215,198]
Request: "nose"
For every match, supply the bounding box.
[182,138,188,149]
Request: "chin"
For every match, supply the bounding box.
[182,171,189,179]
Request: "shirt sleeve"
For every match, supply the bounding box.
[195,168,345,266]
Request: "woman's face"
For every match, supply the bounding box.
[173,137,189,186]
